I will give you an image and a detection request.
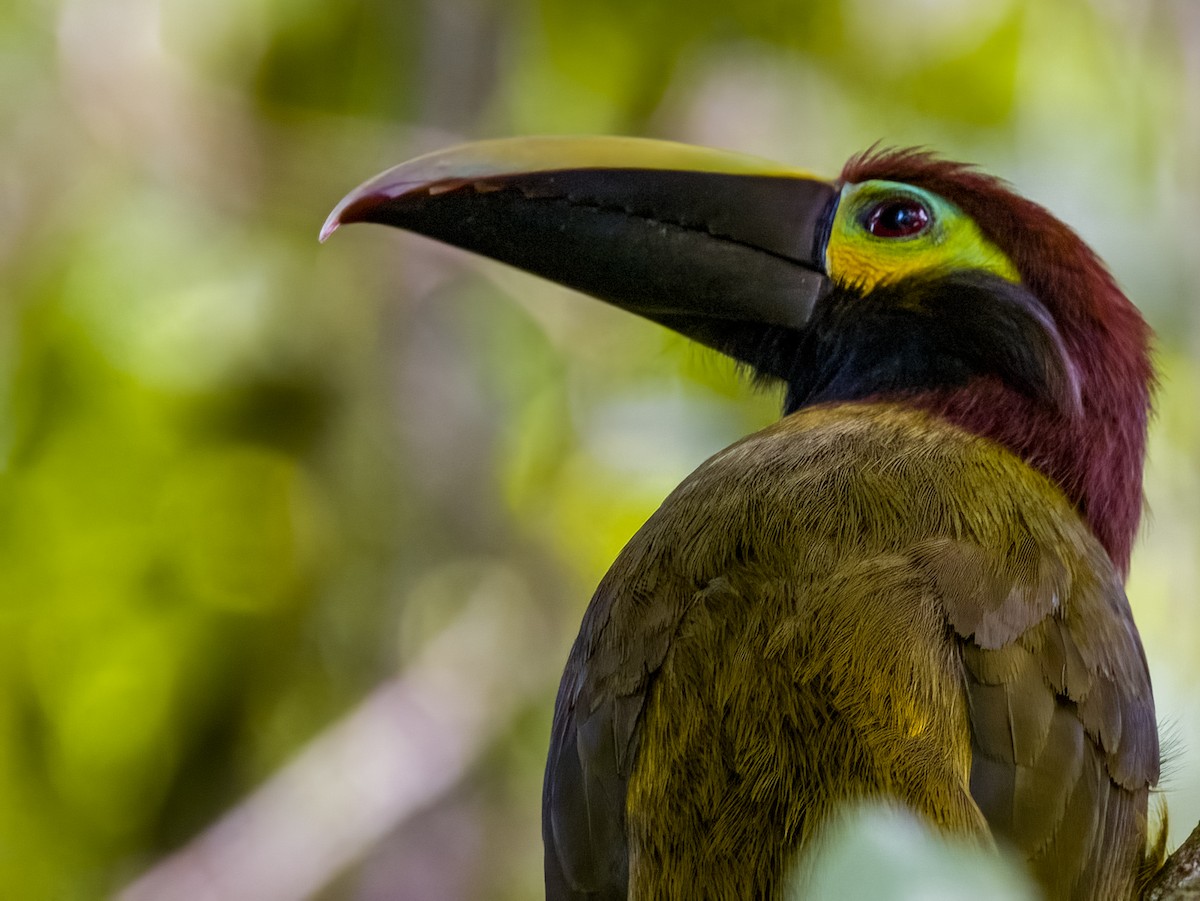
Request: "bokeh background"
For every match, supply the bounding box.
[1,0,1199,898]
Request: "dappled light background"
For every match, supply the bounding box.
[1,0,1199,897]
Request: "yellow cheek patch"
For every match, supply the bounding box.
[826,241,945,296]
[826,180,1019,293]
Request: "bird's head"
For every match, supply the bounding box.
[323,138,1153,573]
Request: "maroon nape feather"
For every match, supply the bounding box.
[842,148,1154,575]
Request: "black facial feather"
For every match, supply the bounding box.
[705,270,1080,418]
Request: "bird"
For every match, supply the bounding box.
[322,137,1162,900]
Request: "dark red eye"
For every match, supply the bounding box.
[864,199,930,238]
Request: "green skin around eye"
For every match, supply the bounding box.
[825,180,1020,291]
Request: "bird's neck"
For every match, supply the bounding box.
[906,363,1148,576]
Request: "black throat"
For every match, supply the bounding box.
[709,270,1077,417]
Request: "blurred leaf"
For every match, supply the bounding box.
[796,803,1038,900]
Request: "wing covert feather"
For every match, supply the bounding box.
[918,535,1157,899]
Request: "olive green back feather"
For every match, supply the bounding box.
[543,402,1156,901]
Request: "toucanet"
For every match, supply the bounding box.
[324,137,1162,900]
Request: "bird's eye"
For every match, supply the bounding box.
[864,199,931,239]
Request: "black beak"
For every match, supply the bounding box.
[322,136,837,355]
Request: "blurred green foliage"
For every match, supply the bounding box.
[1,0,1198,897]
[795,803,1038,900]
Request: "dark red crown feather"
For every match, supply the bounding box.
[841,148,1154,574]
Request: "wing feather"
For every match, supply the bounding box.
[920,535,1157,899]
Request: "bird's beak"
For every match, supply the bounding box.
[321,136,837,352]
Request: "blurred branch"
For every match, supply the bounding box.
[1148,821,1200,900]
[118,584,550,901]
